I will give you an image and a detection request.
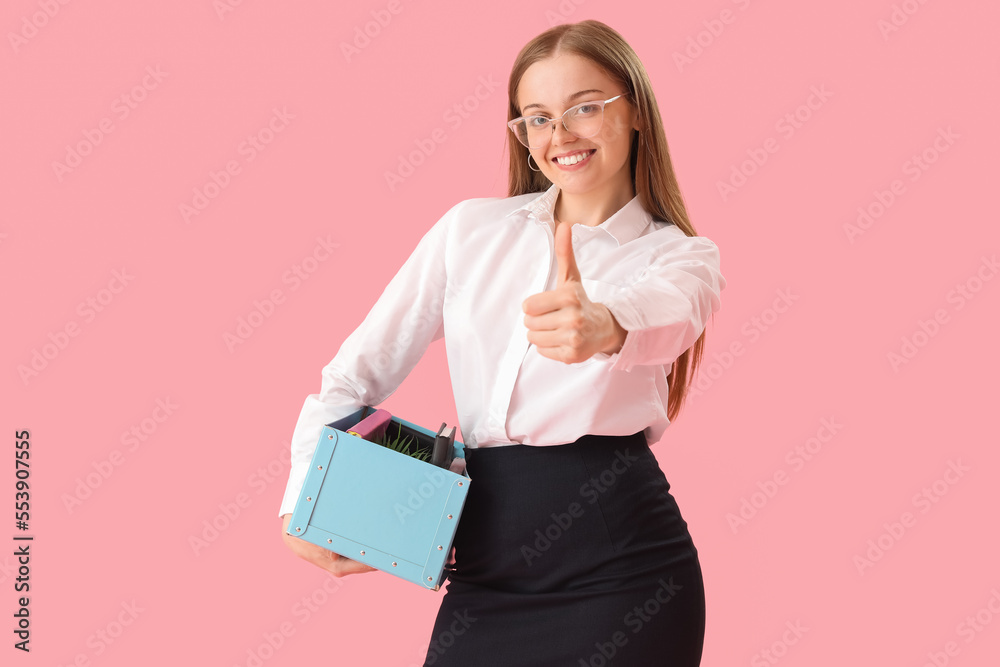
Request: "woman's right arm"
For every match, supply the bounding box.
[277,201,461,572]
[280,513,377,576]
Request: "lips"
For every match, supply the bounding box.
[552,148,597,171]
[551,149,596,162]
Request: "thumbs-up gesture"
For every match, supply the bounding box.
[522,220,628,364]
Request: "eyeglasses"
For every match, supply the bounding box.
[507,94,627,149]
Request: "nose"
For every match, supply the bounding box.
[550,118,577,146]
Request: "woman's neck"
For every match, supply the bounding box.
[553,177,635,228]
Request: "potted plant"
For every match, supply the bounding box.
[370,421,432,462]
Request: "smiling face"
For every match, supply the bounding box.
[516,51,639,200]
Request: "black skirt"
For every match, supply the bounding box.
[421,432,705,667]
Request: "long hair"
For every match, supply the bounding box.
[505,19,710,423]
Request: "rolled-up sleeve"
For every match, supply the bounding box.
[278,203,456,517]
[597,232,726,373]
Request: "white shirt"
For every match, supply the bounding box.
[278,184,726,517]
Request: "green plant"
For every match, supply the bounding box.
[371,423,431,462]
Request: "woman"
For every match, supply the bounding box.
[279,19,725,666]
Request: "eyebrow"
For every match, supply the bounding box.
[521,89,605,115]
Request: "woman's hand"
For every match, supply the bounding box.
[281,513,378,577]
[522,220,627,363]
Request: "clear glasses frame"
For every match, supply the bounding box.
[507,93,627,149]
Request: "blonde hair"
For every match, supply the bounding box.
[506,19,711,423]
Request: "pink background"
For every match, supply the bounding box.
[3,1,999,665]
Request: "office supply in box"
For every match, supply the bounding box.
[286,406,471,591]
[346,408,392,442]
[431,422,457,470]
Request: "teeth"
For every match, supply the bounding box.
[555,150,593,165]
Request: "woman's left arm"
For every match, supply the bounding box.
[596,232,727,373]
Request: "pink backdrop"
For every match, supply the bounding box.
[3,1,999,665]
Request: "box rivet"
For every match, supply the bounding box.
[392,561,397,567]
[437,545,443,550]
[317,465,323,470]
[458,482,463,486]
[327,539,332,544]
[306,496,312,501]
[427,577,432,581]
[295,527,301,532]
[328,435,334,439]
[360,550,365,555]
[447,514,453,519]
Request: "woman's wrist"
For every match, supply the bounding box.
[599,305,627,355]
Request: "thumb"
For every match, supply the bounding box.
[555,220,582,286]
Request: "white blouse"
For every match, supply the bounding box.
[278,183,726,517]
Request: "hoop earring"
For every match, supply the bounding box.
[527,153,542,172]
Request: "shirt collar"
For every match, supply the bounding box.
[506,183,652,246]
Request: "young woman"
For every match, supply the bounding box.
[279,19,725,666]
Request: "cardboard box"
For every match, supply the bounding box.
[286,407,471,590]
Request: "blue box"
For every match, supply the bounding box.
[285,407,471,590]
